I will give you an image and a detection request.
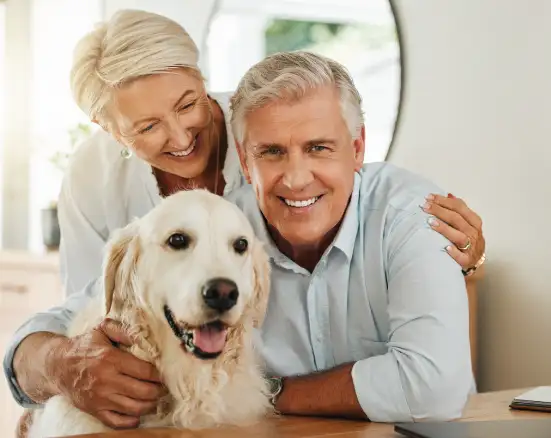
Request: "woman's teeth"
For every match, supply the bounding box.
[169,140,196,157]
[283,196,320,208]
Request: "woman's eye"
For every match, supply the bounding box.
[179,102,195,111]
[139,123,157,134]
[167,233,191,250]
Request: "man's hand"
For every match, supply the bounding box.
[49,319,166,429]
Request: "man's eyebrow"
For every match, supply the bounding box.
[252,138,337,147]
[304,138,337,146]
[250,142,285,150]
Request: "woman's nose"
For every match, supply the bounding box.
[168,118,194,149]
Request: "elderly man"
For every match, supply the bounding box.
[225,51,473,421]
[5,51,472,427]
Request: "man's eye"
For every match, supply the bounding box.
[264,146,282,156]
[310,144,327,152]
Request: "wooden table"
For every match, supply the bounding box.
[75,389,550,438]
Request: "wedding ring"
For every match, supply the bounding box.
[458,238,471,252]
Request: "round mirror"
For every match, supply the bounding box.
[205,0,402,162]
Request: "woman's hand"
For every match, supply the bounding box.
[49,319,166,429]
[422,193,485,273]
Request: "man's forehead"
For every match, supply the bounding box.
[244,104,344,148]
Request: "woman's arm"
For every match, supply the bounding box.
[3,135,109,406]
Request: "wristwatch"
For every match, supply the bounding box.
[267,376,284,406]
[462,253,486,277]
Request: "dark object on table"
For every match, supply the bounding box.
[395,418,551,438]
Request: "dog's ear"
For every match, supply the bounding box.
[249,240,271,328]
[102,221,140,317]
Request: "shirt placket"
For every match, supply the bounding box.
[307,259,332,371]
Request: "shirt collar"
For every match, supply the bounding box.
[331,172,361,261]
[245,203,291,267]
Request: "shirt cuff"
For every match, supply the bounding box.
[351,355,412,423]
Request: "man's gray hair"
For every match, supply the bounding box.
[230,51,364,145]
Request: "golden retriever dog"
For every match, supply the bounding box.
[27,190,272,438]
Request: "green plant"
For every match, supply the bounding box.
[49,122,93,174]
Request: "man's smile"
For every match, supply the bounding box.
[279,196,322,208]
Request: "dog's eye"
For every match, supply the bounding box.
[233,237,248,254]
[167,233,191,250]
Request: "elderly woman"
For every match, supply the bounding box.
[4,9,485,429]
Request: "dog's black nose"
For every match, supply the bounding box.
[202,278,239,311]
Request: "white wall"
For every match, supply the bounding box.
[389,0,551,391]
[1,0,32,250]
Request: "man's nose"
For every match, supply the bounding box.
[281,154,314,191]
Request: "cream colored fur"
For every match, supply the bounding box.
[27,190,272,438]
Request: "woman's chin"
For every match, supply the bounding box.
[163,157,209,181]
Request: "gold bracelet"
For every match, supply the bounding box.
[462,253,486,277]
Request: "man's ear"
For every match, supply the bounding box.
[248,240,271,328]
[353,125,366,171]
[102,221,140,317]
[235,139,252,184]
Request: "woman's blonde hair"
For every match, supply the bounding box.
[70,9,201,128]
[230,51,364,145]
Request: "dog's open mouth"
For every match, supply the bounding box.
[163,305,228,360]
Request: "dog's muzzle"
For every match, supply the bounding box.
[163,306,230,360]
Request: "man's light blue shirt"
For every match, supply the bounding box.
[3,162,473,422]
[228,163,473,421]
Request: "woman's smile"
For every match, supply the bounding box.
[165,134,199,159]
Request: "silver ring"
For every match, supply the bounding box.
[458,238,471,252]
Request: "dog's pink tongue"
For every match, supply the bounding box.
[193,326,227,353]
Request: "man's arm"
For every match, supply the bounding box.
[275,363,366,419]
[272,210,473,422]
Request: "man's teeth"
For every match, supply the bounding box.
[283,196,320,208]
[169,140,195,157]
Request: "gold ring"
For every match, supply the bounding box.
[458,238,471,252]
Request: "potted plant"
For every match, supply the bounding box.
[41,123,93,251]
